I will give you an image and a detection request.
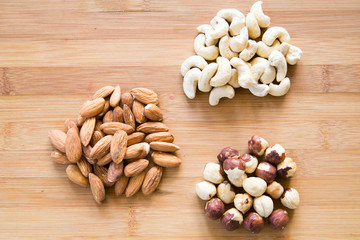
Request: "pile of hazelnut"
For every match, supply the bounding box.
[196,136,300,233]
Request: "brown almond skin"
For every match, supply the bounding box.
[100,122,134,135]
[115,175,129,196]
[124,143,150,160]
[113,106,124,122]
[243,212,264,234]
[96,152,112,166]
[123,104,136,129]
[76,115,86,127]
[120,92,134,108]
[90,130,103,147]
[127,132,146,146]
[111,130,128,164]
[103,110,113,123]
[125,171,146,197]
[92,86,115,99]
[136,122,169,134]
[107,161,124,183]
[94,119,103,132]
[79,98,105,118]
[93,165,114,187]
[66,127,82,163]
[90,135,112,159]
[89,173,105,204]
[66,165,89,187]
[130,88,159,105]
[132,100,147,124]
[142,166,163,195]
[124,159,149,177]
[65,119,78,131]
[48,129,67,153]
[82,144,96,164]
[77,157,92,177]
[98,98,110,118]
[150,142,180,152]
[152,152,181,168]
[144,104,163,121]
[50,150,71,164]
[144,132,174,143]
[110,85,121,107]
[80,117,96,147]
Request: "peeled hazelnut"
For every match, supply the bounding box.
[234,193,253,214]
[253,195,274,218]
[240,153,258,173]
[266,181,284,199]
[217,181,236,204]
[205,197,225,220]
[217,147,239,164]
[269,209,289,230]
[196,181,216,201]
[223,158,246,187]
[277,157,297,178]
[248,135,269,156]
[243,212,264,234]
[243,177,267,197]
[281,188,300,209]
[203,162,225,184]
[265,144,286,164]
[255,162,277,183]
[221,208,243,231]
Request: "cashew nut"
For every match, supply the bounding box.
[280,43,303,65]
[268,50,287,82]
[240,40,257,61]
[209,85,235,106]
[257,40,280,58]
[194,34,219,60]
[246,12,261,39]
[262,27,291,46]
[228,68,240,88]
[230,57,256,89]
[250,57,276,84]
[217,9,245,36]
[183,68,201,99]
[230,26,248,53]
[269,77,290,96]
[219,35,238,60]
[249,84,270,97]
[250,1,270,28]
[210,16,229,39]
[199,63,217,92]
[197,24,218,46]
[210,57,232,87]
[181,55,208,77]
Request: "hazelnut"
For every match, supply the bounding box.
[240,153,258,173]
[243,177,267,197]
[266,181,284,199]
[265,144,286,164]
[217,181,235,204]
[234,193,253,214]
[277,157,297,178]
[204,197,225,220]
[255,162,277,183]
[223,158,246,187]
[217,147,239,164]
[243,212,264,234]
[253,195,274,218]
[203,162,225,184]
[268,209,289,230]
[248,135,269,156]
[281,188,300,209]
[221,208,243,231]
[196,181,216,201]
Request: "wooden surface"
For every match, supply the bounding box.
[0,0,360,239]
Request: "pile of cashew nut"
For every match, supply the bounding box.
[181,1,303,106]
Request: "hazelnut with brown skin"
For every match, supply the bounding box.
[243,212,265,234]
[240,153,258,173]
[203,162,225,184]
[266,181,284,199]
[217,181,236,204]
[221,208,243,231]
[265,144,286,164]
[205,197,225,220]
[248,135,269,156]
[223,158,246,187]
[217,147,239,164]
[277,157,297,178]
[255,162,277,183]
[268,209,289,230]
[281,188,300,209]
[234,193,253,214]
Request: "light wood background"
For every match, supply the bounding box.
[0,0,360,239]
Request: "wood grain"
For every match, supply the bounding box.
[0,0,359,239]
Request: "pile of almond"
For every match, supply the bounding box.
[49,86,181,204]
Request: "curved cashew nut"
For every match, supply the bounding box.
[280,43,303,65]
[257,40,280,58]
[197,24,218,46]
[269,77,290,96]
[230,57,256,89]
[210,17,229,39]
[269,50,287,82]
[250,57,276,84]
[183,68,201,99]
[181,55,208,76]
[210,57,232,87]
[250,1,271,28]
[219,35,238,60]
[194,34,219,60]
[209,85,235,106]
[249,84,270,97]
[217,9,245,36]
[230,26,248,52]
[246,12,261,39]
[228,68,240,88]
[240,40,258,61]
[198,63,217,92]
[262,27,291,46]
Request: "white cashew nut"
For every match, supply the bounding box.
[246,12,261,39]
[250,57,276,84]
[249,84,270,97]
[181,55,208,77]
[198,63,217,92]
[269,77,290,96]
[210,16,229,39]
[210,57,232,87]
[194,34,219,60]
[228,68,240,88]
[257,40,280,58]
[217,9,245,36]
[219,35,238,60]
[197,24,218,46]
[183,68,201,99]
[240,40,257,61]
[250,1,271,28]
[209,85,235,106]
[280,43,303,65]
[262,27,291,46]
[269,50,287,82]
[230,57,256,89]
[230,26,248,53]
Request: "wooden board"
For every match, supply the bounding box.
[0,0,360,239]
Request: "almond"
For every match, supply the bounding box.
[48,129,67,153]
[66,165,89,187]
[89,173,105,204]
[152,151,182,168]
[124,159,149,177]
[98,98,110,117]
[94,165,114,187]
[142,166,163,195]
[114,175,129,196]
[150,142,180,152]
[127,132,146,146]
[132,100,146,124]
[108,161,124,183]
[50,150,71,164]
[144,132,174,143]
[136,122,169,134]
[76,114,86,127]
[120,92,134,108]
[96,152,112,166]
[95,119,103,132]
[130,88,158,105]
[125,171,146,197]
[110,85,121,107]
[80,117,96,146]
[90,130,104,147]
[90,135,112,159]
[111,130,127,164]
[124,142,150,160]
[65,119,78,131]
[144,104,163,121]
[65,127,82,163]
[113,106,124,122]
[82,144,96,164]
[103,110,113,123]
[92,85,115,99]
[79,98,105,118]
[77,157,92,177]
[123,104,135,129]
[100,122,134,135]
